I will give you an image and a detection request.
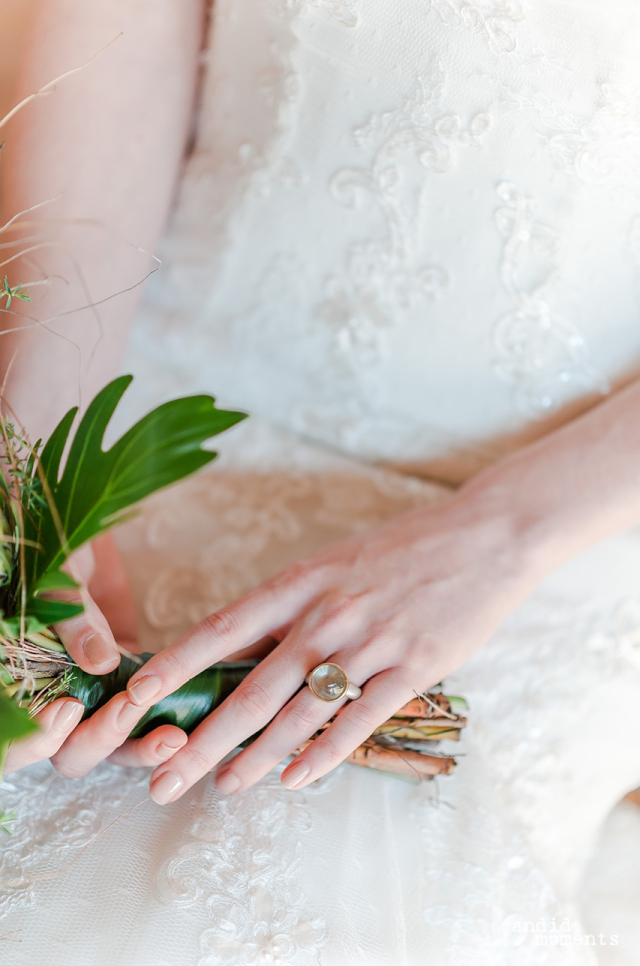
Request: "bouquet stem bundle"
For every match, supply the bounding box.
[8,631,468,784]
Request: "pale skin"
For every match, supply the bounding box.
[4,1,640,799]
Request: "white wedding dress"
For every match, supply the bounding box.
[5,1,640,963]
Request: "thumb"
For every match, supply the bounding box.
[53,593,121,673]
[51,546,121,674]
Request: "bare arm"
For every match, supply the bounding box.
[1,0,207,776]
[0,0,207,439]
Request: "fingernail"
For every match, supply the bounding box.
[117,700,143,731]
[282,760,310,790]
[216,770,241,795]
[84,633,119,670]
[157,740,186,759]
[53,700,84,732]
[128,675,162,706]
[150,770,184,805]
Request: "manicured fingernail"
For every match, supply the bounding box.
[117,700,142,731]
[157,740,186,759]
[216,770,241,795]
[53,700,84,732]
[282,760,310,790]
[150,770,183,805]
[128,675,162,706]
[83,633,119,670]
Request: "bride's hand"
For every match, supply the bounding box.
[4,534,188,776]
[122,484,546,803]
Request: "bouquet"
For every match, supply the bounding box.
[0,374,468,803]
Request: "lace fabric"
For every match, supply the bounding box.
[4,0,640,962]
[3,421,640,964]
[123,0,640,483]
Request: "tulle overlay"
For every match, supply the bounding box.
[5,0,640,960]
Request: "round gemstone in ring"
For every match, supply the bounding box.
[308,663,348,701]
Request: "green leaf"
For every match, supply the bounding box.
[27,596,84,626]
[0,691,38,743]
[33,569,79,594]
[38,406,77,486]
[25,376,247,590]
[0,807,17,835]
[0,614,51,638]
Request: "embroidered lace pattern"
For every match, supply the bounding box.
[125,0,640,479]
[491,180,608,414]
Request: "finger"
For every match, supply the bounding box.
[108,726,188,767]
[213,634,396,793]
[148,630,374,804]
[146,641,313,805]
[125,572,318,709]
[3,698,84,775]
[279,669,414,790]
[53,586,121,674]
[50,692,148,778]
[214,682,351,795]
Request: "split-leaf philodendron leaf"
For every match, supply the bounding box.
[12,375,246,637]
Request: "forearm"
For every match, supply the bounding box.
[0,0,206,441]
[463,377,640,578]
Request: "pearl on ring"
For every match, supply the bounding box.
[305,663,362,701]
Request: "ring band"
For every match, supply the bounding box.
[304,662,362,702]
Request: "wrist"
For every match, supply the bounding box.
[455,457,578,590]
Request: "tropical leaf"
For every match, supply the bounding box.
[23,375,246,594]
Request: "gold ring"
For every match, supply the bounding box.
[304,662,362,702]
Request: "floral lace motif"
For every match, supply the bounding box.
[0,763,148,915]
[429,0,527,55]
[501,82,640,202]
[427,0,568,70]
[156,766,338,966]
[319,65,491,382]
[491,180,608,414]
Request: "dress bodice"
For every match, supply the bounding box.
[127,0,640,482]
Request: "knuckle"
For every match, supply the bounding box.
[179,742,211,774]
[263,566,299,593]
[285,558,318,586]
[346,699,377,732]
[158,647,190,681]
[392,664,419,689]
[320,598,352,627]
[405,635,440,674]
[201,607,242,644]
[234,681,272,720]
[282,700,320,734]
[316,731,343,763]
[55,614,89,646]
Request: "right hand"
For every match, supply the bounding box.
[4,534,188,777]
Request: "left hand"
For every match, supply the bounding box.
[43,534,188,777]
[120,482,547,803]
